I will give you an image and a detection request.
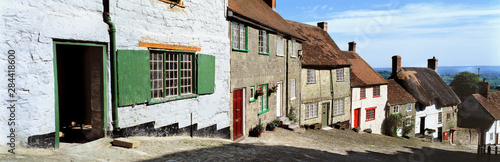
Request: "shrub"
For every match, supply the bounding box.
[363,128,372,133]
[382,113,402,137]
[287,106,298,123]
[353,127,360,132]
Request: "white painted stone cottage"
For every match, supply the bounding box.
[1,0,230,148]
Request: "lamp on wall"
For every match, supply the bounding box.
[298,50,303,59]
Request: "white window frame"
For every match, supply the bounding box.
[336,68,344,82]
[405,116,412,127]
[249,86,256,102]
[333,99,344,115]
[393,105,399,113]
[305,103,318,119]
[259,30,268,54]
[290,79,296,100]
[291,40,296,58]
[276,35,284,56]
[438,112,442,124]
[406,103,412,112]
[307,69,315,84]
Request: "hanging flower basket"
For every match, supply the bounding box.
[255,87,264,96]
[269,84,278,93]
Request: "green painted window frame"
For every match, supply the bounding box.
[148,50,198,104]
[249,86,257,102]
[231,21,248,52]
[258,84,269,115]
[258,30,270,55]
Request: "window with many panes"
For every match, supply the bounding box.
[307,69,315,84]
[333,99,344,115]
[306,103,318,119]
[360,87,366,99]
[290,79,296,100]
[406,103,411,112]
[151,52,193,99]
[393,105,399,113]
[277,35,284,56]
[291,40,297,57]
[231,22,247,51]
[438,112,442,124]
[258,84,269,114]
[336,68,344,81]
[259,30,269,54]
[373,85,380,97]
[366,107,376,121]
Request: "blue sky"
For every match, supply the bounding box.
[277,0,500,68]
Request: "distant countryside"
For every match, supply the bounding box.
[376,66,500,91]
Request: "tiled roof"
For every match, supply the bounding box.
[342,51,388,87]
[286,20,351,67]
[387,79,417,104]
[391,68,461,107]
[473,92,500,119]
[228,0,303,40]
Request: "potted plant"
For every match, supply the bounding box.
[255,87,264,96]
[250,119,264,137]
[266,120,279,131]
[269,84,278,93]
[310,123,322,130]
[363,128,372,133]
[353,127,360,132]
[337,123,346,130]
[304,124,310,130]
[425,128,436,134]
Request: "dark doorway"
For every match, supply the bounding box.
[438,127,443,141]
[56,43,105,143]
[420,117,426,135]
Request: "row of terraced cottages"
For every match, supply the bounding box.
[0,0,460,148]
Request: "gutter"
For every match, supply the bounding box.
[103,0,120,132]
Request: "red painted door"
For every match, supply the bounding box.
[233,90,243,140]
[354,108,360,127]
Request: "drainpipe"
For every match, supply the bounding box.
[330,69,334,126]
[285,39,289,115]
[103,0,120,132]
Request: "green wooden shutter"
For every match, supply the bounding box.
[117,50,151,106]
[197,54,215,94]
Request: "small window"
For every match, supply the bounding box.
[258,84,269,114]
[393,105,399,113]
[291,40,296,57]
[249,86,256,102]
[406,103,412,112]
[373,85,380,97]
[438,112,442,124]
[366,107,376,121]
[306,103,318,119]
[360,87,366,99]
[290,79,296,100]
[307,69,315,84]
[336,68,344,82]
[277,36,284,56]
[232,22,247,51]
[333,99,344,115]
[491,133,494,140]
[446,112,451,121]
[259,30,269,54]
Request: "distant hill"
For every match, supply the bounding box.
[375,66,500,91]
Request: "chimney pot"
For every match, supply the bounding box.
[392,55,402,76]
[317,22,328,31]
[478,79,490,98]
[427,56,438,73]
[348,41,356,52]
[263,0,276,10]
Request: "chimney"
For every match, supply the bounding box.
[478,79,490,98]
[392,55,401,76]
[263,0,276,10]
[428,56,438,73]
[348,41,356,52]
[317,22,328,32]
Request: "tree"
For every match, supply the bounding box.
[449,71,481,100]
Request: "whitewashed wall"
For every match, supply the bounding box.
[486,120,500,145]
[350,85,387,134]
[414,103,443,138]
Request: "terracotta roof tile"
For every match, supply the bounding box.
[342,51,388,87]
[473,92,500,119]
[228,0,303,40]
[286,20,350,67]
[387,79,417,104]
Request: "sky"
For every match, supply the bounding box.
[276,0,500,68]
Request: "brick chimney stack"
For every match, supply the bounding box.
[348,41,356,52]
[478,78,490,98]
[317,22,328,32]
[428,56,438,73]
[392,55,402,76]
[263,0,276,10]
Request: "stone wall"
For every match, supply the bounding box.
[454,128,479,145]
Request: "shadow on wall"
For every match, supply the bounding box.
[143,143,500,161]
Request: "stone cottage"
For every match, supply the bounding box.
[1,0,231,148]
[390,56,460,141]
[342,42,388,134]
[227,0,304,140]
[386,79,417,138]
[286,21,351,128]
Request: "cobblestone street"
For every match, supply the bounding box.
[1,128,498,162]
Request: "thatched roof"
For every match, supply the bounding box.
[391,68,460,107]
[343,51,387,87]
[286,20,350,68]
[387,79,417,105]
[228,0,304,40]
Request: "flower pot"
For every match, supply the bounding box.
[310,124,321,130]
[339,125,346,130]
[250,130,264,137]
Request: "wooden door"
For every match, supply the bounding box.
[321,103,329,128]
[496,133,498,144]
[233,89,243,140]
[354,108,360,127]
[420,117,426,135]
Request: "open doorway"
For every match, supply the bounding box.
[54,42,107,144]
